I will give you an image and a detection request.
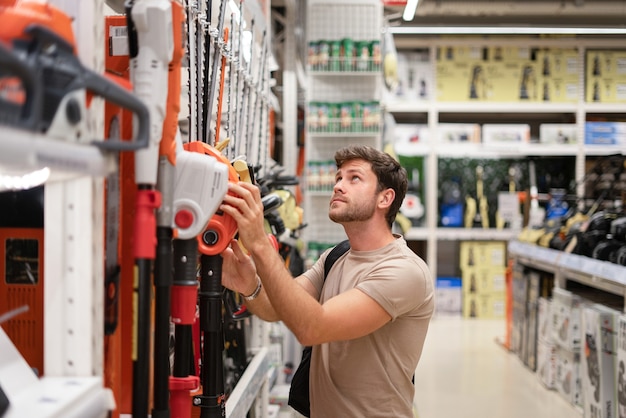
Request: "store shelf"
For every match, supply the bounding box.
[304,0,382,246]
[385,101,580,114]
[508,240,626,299]
[226,347,270,418]
[583,145,626,156]
[405,227,518,241]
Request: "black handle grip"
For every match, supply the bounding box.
[0,42,43,130]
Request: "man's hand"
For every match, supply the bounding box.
[219,182,269,253]
[220,239,257,295]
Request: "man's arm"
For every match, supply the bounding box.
[221,239,317,322]
[220,182,392,346]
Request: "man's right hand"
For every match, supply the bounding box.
[220,239,258,296]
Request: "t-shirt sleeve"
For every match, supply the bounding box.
[301,249,330,296]
[356,258,432,320]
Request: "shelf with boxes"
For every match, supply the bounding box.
[508,240,626,416]
[384,35,626,280]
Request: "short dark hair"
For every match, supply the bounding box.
[334,144,408,227]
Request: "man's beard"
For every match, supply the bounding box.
[329,197,376,223]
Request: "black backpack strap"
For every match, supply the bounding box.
[323,239,350,281]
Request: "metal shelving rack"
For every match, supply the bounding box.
[384,35,626,280]
[303,0,383,249]
[508,241,626,310]
[0,1,276,417]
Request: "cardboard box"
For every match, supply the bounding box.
[538,297,553,344]
[551,287,583,351]
[535,48,580,103]
[616,315,626,418]
[482,124,530,145]
[537,339,557,389]
[388,51,431,102]
[525,300,539,371]
[462,267,506,294]
[459,241,506,269]
[539,123,578,145]
[585,121,626,145]
[555,345,583,407]
[435,277,462,316]
[463,292,506,319]
[436,46,486,101]
[437,123,481,143]
[586,50,626,103]
[580,304,618,418]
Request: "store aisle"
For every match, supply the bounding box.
[413,317,580,418]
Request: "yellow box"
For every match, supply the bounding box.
[462,267,507,294]
[539,77,579,103]
[538,48,579,79]
[586,50,626,103]
[436,46,489,101]
[459,241,506,269]
[463,292,506,319]
[436,59,474,101]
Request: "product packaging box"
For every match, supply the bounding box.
[459,241,506,270]
[616,315,626,418]
[436,46,486,102]
[392,123,430,146]
[386,50,432,102]
[551,287,583,351]
[536,48,580,103]
[511,295,527,355]
[586,50,626,103]
[482,124,530,145]
[462,267,506,294]
[585,121,626,145]
[537,339,557,389]
[539,123,578,145]
[580,303,617,418]
[462,292,506,319]
[525,300,539,371]
[527,270,554,305]
[435,277,462,316]
[437,123,481,143]
[537,297,553,343]
[555,345,583,407]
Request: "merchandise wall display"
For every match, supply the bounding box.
[0,0,279,417]
[384,34,626,280]
[304,0,383,256]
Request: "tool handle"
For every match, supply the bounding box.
[85,70,150,151]
[0,42,42,130]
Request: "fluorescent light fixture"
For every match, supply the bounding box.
[389,26,626,35]
[402,0,419,21]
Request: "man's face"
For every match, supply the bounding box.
[329,159,378,223]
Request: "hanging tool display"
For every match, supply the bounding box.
[125,1,173,417]
[151,2,185,418]
[0,1,150,180]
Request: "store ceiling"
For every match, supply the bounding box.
[385,0,626,27]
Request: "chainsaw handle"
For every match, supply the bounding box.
[25,25,150,152]
[0,42,42,130]
[83,69,150,152]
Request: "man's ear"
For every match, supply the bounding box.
[379,188,395,209]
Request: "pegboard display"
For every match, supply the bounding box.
[307,0,382,43]
[303,0,382,250]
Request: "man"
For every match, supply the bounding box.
[219,144,434,417]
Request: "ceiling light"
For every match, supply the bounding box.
[402,0,419,21]
[389,26,626,35]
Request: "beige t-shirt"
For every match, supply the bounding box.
[302,236,434,418]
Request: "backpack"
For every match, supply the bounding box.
[287,240,350,417]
